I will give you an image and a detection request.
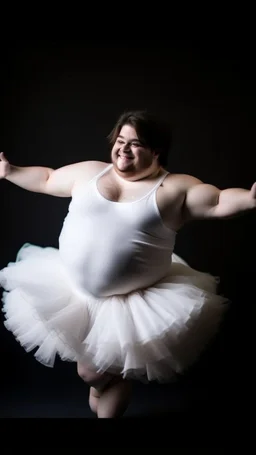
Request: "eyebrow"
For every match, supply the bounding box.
[117,135,141,142]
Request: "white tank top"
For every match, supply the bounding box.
[59,164,177,298]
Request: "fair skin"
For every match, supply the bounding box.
[0,124,255,417]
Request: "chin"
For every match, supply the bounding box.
[117,165,134,173]
[112,157,132,171]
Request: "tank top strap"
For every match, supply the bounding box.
[155,170,170,188]
[89,163,113,183]
[89,164,169,201]
[145,170,169,199]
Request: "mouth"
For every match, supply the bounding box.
[118,154,133,161]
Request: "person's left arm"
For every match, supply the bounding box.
[184,177,256,219]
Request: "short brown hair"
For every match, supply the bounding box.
[107,110,172,167]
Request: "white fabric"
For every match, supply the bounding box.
[58,164,175,298]
[0,165,229,382]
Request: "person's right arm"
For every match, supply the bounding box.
[0,152,96,197]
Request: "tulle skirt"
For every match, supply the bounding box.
[0,243,229,383]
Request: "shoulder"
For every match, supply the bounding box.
[161,173,204,218]
[80,160,110,173]
[163,173,203,193]
[72,160,111,192]
[71,160,110,179]
[72,160,110,171]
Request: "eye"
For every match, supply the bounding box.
[116,139,124,144]
[132,142,142,148]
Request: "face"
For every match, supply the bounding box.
[111,124,159,180]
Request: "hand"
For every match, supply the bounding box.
[0,152,11,179]
[250,182,256,201]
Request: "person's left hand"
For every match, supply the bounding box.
[249,182,256,205]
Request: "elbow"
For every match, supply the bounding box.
[215,189,220,207]
[46,168,54,181]
[40,168,54,194]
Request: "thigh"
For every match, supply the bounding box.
[77,361,117,390]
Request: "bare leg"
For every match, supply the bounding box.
[77,362,132,418]
[89,386,101,414]
[96,378,132,418]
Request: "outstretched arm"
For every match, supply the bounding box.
[184,176,256,220]
[0,152,95,197]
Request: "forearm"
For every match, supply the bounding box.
[5,165,54,193]
[214,188,255,217]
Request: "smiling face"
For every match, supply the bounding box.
[111,124,160,180]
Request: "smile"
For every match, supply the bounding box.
[118,155,133,159]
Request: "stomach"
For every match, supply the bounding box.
[59,237,171,299]
[58,211,173,298]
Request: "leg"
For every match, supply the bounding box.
[77,362,132,417]
[97,377,132,418]
[77,361,114,389]
[89,386,101,414]
[77,361,121,414]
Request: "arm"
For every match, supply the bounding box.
[183,176,256,220]
[0,152,94,197]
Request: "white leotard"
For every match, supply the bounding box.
[58,164,176,298]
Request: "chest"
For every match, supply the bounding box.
[95,172,183,231]
[96,173,159,203]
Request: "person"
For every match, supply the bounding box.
[0,110,255,418]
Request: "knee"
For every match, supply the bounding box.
[77,362,101,384]
[77,362,116,391]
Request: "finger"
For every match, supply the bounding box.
[0,152,7,162]
[251,182,256,197]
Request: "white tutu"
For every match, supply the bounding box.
[0,243,229,383]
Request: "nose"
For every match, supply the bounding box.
[120,142,130,153]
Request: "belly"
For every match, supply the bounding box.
[58,215,171,298]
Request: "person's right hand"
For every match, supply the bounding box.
[0,153,11,179]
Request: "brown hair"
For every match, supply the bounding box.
[107,110,172,167]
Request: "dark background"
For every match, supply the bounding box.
[0,39,254,419]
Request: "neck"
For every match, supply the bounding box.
[138,167,163,181]
[112,165,163,183]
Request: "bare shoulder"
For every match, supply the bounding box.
[155,172,204,231]
[163,173,203,193]
[72,160,110,188]
[44,160,110,198]
[75,160,109,176]
[68,159,109,172]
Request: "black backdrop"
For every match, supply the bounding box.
[0,39,254,418]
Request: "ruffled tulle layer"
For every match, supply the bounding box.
[0,243,229,382]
